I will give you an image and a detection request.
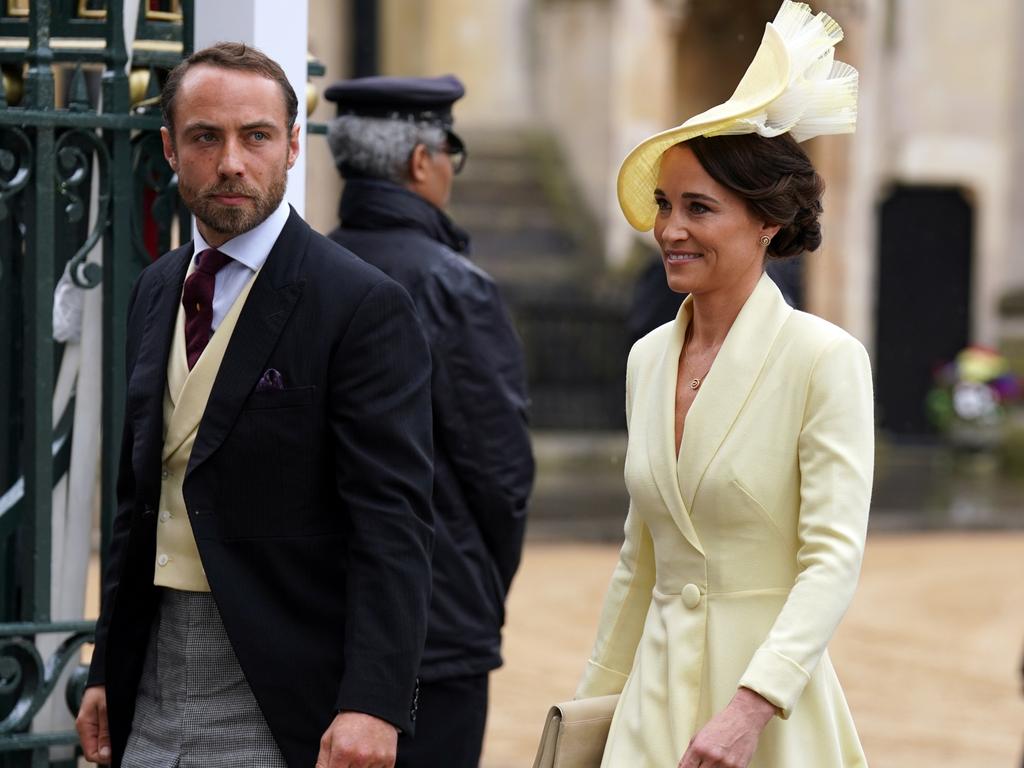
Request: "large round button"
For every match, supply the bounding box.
[157,554,169,567]
[681,583,702,609]
[159,510,170,523]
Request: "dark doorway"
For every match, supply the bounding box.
[876,185,973,435]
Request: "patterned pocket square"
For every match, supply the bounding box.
[255,368,284,392]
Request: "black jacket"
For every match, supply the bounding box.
[90,210,434,767]
[329,179,534,681]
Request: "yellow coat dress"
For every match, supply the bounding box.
[576,273,872,767]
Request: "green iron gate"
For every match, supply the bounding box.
[0,3,327,762]
[0,1,192,763]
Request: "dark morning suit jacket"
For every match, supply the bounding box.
[87,209,435,768]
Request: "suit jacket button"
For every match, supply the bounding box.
[681,583,702,609]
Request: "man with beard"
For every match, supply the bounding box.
[74,43,434,768]
[324,76,534,768]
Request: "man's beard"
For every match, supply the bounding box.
[178,165,288,239]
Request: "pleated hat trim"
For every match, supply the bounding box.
[617,0,859,231]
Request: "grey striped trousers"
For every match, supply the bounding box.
[122,589,287,768]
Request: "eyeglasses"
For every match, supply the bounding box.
[438,143,467,175]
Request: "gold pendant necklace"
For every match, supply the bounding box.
[684,324,713,390]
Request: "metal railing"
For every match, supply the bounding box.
[0,1,192,763]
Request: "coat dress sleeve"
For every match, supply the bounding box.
[575,344,656,698]
[417,263,535,591]
[738,333,874,718]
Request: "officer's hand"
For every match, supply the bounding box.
[75,685,111,765]
[315,711,398,768]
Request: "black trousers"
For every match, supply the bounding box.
[396,674,489,768]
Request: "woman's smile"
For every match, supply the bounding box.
[664,250,704,263]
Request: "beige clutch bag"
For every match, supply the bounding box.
[532,694,619,768]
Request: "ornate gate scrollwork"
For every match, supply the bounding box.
[55,128,111,288]
[0,126,32,224]
[0,627,94,735]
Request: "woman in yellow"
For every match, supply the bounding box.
[575,3,870,767]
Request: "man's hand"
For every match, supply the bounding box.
[677,687,777,768]
[75,685,111,765]
[316,711,398,768]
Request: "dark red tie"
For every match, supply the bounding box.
[182,248,233,370]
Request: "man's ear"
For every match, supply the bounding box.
[161,126,178,173]
[408,143,431,184]
[287,122,300,169]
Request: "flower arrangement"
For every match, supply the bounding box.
[926,346,1022,446]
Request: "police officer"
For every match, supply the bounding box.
[323,75,535,768]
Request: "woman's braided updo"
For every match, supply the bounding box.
[685,133,824,259]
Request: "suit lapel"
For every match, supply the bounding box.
[646,299,706,555]
[163,269,259,462]
[127,248,191,458]
[186,210,308,478]
[677,272,792,512]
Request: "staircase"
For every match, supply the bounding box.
[448,129,628,430]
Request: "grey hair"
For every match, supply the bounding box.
[327,114,446,183]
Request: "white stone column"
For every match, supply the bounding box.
[605,0,680,267]
[194,0,309,214]
[834,0,886,353]
[1006,1,1024,291]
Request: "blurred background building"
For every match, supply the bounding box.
[307,0,1024,442]
[0,1,1021,765]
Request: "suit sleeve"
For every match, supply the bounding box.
[738,334,874,717]
[418,265,534,590]
[327,278,434,733]
[575,345,655,698]
[87,273,145,688]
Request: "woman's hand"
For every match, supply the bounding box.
[677,687,777,768]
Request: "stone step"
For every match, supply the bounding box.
[450,179,551,207]
[459,129,538,158]
[458,156,541,184]
[527,430,629,539]
[451,202,562,231]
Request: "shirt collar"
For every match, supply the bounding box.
[191,199,291,272]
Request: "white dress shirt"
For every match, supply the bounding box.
[190,199,290,331]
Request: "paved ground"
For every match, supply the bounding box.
[481,532,1024,768]
[80,532,1023,767]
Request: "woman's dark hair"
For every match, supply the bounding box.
[686,133,824,259]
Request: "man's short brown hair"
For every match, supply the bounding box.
[161,41,299,137]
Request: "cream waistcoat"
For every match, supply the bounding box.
[154,266,259,591]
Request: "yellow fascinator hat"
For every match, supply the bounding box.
[617,0,858,231]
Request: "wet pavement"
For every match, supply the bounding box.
[480,432,1023,767]
[526,431,1024,542]
[77,431,1022,767]
[482,533,1024,768]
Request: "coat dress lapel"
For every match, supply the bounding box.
[185,209,307,479]
[646,300,706,556]
[676,272,792,513]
